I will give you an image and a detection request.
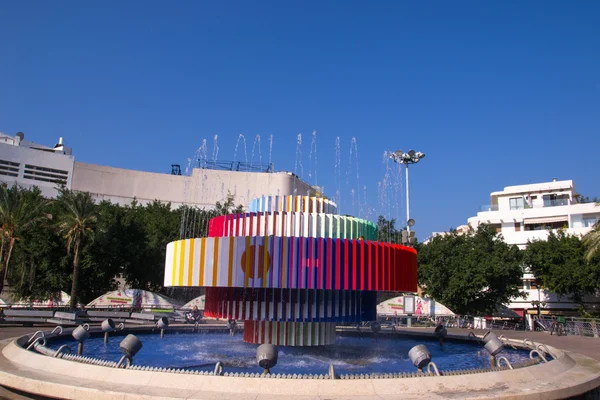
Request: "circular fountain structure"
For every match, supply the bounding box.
[165,195,418,346]
[1,195,600,398]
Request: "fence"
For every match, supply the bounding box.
[379,315,526,331]
[536,316,600,338]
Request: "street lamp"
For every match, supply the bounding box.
[390,149,425,233]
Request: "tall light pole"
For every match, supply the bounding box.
[390,149,425,233]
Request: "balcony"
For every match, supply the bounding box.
[480,205,499,212]
[481,198,572,213]
[542,198,570,207]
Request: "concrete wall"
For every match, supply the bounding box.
[72,162,317,209]
[0,142,75,198]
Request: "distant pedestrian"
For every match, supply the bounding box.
[227,319,237,336]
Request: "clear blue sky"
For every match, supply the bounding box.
[1,1,598,239]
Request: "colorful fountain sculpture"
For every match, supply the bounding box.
[164,195,417,346]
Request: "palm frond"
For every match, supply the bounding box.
[583,221,600,261]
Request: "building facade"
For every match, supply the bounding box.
[466,179,600,325]
[0,132,316,210]
[0,132,74,198]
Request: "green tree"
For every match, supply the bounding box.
[376,215,398,244]
[215,192,245,215]
[123,200,180,291]
[6,199,66,301]
[56,189,97,309]
[0,185,48,294]
[418,224,523,315]
[524,230,600,305]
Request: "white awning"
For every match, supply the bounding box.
[524,216,568,225]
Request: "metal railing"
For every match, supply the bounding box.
[543,199,570,207]
[383,316,526,331]
[480,205,499,212]
[535,316,600,338]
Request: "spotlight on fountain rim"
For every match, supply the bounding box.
[101,318,116,333]
[481,331,504,356]
[482,331,498,344]
[484,337,504,356]
[256,344,278,371]
[408,344,432,369]
[157,317,169,329]
[72,324,90,343]
[120,334,143,358]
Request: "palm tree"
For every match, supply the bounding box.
[583,220,600,261]
[57,189,97,309]
[0,185,48,294]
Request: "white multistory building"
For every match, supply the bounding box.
[0,131,316,208]
[0,132,74,198]
[466,179,600,326]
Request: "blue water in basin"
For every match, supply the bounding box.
[47,331,533,375]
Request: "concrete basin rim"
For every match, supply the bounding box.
[0,331,600,399]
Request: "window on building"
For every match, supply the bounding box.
[23,164,68,185]
[488,224,502,233]
[515,222,521,232]
[509,197,524,210]
[583,217,598,228]
[0,159,20,177]
[524,221,568,231]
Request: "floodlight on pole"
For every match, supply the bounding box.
[390,149,425,234]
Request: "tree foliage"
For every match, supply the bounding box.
[1,184,241,307]
[0,185,48,294]
[418,224,524,315]
[524,230,600,305]
[583,220,600,262]
[56,189,98,308]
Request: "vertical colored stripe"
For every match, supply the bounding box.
[282,238,288,288]
[187,239,195,286]
[244,236,251,287]
[263,236,269,288]
[227,237,234,287]
[171,241,178,286]
[212,238,219,287]
[198,238,206,286]
[344,239,349,290]
[178,240,186,286]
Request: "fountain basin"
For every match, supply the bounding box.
[43,330,533,375]
[1,326,599,399]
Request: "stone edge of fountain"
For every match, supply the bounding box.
[0,328,600,399]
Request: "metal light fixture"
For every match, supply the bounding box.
[118,334,143,367]
[482,331,504,367]
[408,344,440,375]
[157,317,169,338]
[256,344,278,375]
[72,324,91,355]
[101,318,116,344]
[390,149,425,234]
[408,344,431,370]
